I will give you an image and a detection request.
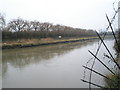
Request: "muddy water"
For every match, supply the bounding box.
[2,39,115,88]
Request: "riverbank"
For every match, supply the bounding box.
[105,55,120,88]
[2,37,99,49]
[104,32,120,89]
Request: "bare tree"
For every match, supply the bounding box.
[8,18,26,32]
[25,21,33,31]
[31,21,40,31]
[41,22,53,37]
[0,13,6,30]
[42,22,52,31]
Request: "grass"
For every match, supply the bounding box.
[2,37,98,49]
[104,43,120,89]
[104,74,120,88]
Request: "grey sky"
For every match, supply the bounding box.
[0,0,119,30]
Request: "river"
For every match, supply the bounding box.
[2,39,116,88]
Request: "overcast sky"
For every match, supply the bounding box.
[0,0,119,30]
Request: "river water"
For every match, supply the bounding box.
[2,39,116,88]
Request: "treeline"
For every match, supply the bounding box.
[1,17,97,41]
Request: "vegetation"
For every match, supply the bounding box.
[104,74,120,88]
[114,30,120,53]
[2,37,98,49]
[104,29,120,89]
[0,13,102,49]
[0,13,98,41]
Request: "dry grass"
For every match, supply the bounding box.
[104,74,120,88]
[2,38,55,46]
[2,37,98,49]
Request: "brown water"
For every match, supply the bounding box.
[2,39,116,88]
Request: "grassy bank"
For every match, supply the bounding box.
[104,32,120,89]
[104,74,120,88]
[2,37,98,49]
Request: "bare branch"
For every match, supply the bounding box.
[81,79,104,88]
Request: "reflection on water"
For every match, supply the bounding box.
[2,39,115,88]
[2,40,96,74]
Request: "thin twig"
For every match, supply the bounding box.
[106,14,120,51]
[96,31,120,70]
[82,2,120,89]
[83,66,114,81]
[88,7,119,89]
[88,50,116,75]
[81,79,105,88]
